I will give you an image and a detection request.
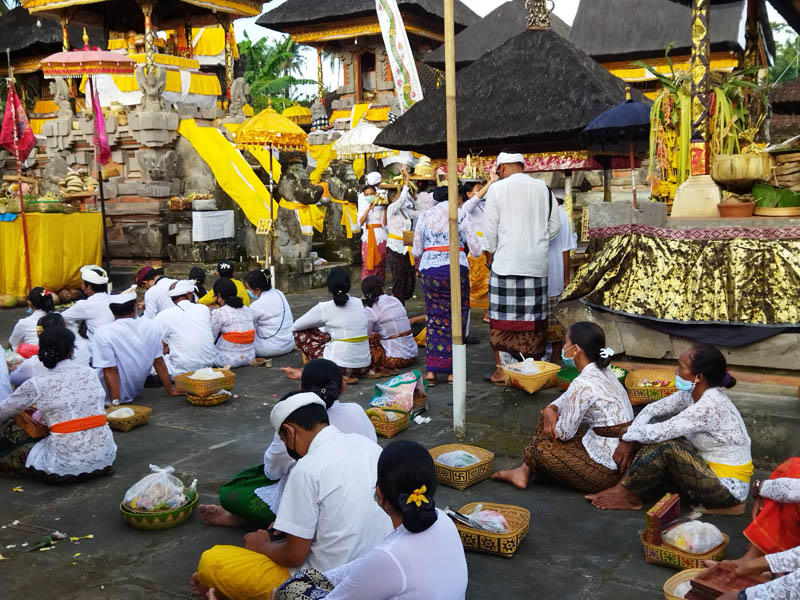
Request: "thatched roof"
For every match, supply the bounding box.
[424,0,571,70]
[0,7,106,57]
[257,0,479,33]
[771,78,800,114]
[375,28,640,158]
[570,0,774,61]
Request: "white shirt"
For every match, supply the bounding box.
[92,317,164,403]
[386,187,418,256]
[61,292,115,346]
[210,304,256,368]
[155,300,217,375]
[365,295,418,360]
[324,509,468,600]
[550,363,635,470]
[250,289,295,358]
[357,194,387,244]
[547,204,577,298]
[293,297,371,369]
[143,277,177,319]
[0,358,10,400]
[9,309,48,349]
[483,173,560,277]
[0,362,116,476]
[273,426,393,572]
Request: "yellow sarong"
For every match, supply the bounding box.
[197,545,290,600]
[468,254,490,310]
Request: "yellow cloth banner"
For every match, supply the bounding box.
[351,103,370,128]
[33,100,58,114]
[331,197,358,238]
[708,461,754,484]
[308,143,335,184]
[353,157,365,179]
[279,199,326,235]
[95,70,221,96]
[30,118,50,135]
[0,213,102,297]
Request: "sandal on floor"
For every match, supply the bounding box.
[343,377,359,385]
[365,370,384,379]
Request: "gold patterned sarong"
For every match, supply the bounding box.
[468,254,490,310]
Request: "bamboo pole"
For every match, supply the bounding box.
[444,0,466,439]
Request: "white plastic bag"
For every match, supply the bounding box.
[123,465,187,511]
[663,521,724,554]
[435,450,480,468]
[505,358,540,375]
[467,504,509,533]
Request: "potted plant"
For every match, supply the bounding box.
[717,192,756,218]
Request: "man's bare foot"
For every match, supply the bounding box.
[492,464,531,490]
[585,483,643,511]
[190,572,209,598]
[280,366,303,380]
[198,504,246,528]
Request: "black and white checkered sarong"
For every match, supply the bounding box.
[489,272,548,329]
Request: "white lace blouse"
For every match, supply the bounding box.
[549,363,635,470]
[411,201,481,272]
[762,478,800,503]
[0,362,117,476]
[210,304,256,368]
[745,546,800,600]
[365,295,418,360]
[622,387,752,501]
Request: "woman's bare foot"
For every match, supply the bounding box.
[492,464,532,490]
[585,483,643,510]
[343,376,359,385]
[198,504,246,528]
[425,372,437,385]
[280,366,303,380]
[489,367,505,384]
[447,374,453,384]
[190,572,209,598]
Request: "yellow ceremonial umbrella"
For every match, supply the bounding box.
[281,104,312,126]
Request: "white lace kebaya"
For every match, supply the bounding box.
[761,477,800,504]
[745,545,800,600]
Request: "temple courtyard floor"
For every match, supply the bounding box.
[1,285,793,600]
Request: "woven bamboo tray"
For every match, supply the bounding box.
[13,410,49,439]
[412,392,428,413]
[430,444,494,490]
[502,361,561,394]
[174,369,235,398]
[663,568,705,600]
[120,489,198,531]
[105,405,152,432]
[753,206,800,217]
[187,392,229,407]
[454,502,530,558]
[371,413,409,438]
[625,370,678,405]
[642,532,729,570]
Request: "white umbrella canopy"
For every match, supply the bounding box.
[333,121,396,159]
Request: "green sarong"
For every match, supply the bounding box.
[219,464,278,526]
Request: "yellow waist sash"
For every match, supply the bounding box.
[332,336,369,343]
[708,460,753,483]
[388,233,414,266]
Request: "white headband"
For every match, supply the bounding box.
[169,279,197,298]
[80,264,109,285]
[270,392,326,432]
[496,152,525,166]
[366,171,382,186]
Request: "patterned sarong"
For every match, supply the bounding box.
[219,464,277,527]
[468,254,490,310]
[277,568,334,599]
[294,329,369,379]
[361,240,387,281]
[744,457,800,554]
[420,264,469,374]
[369,333,417,370]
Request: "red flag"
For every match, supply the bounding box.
[89,79,111,165]
[0,85,37,163]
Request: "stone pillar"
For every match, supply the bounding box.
[689,0,710,176]
[138,0,157,76]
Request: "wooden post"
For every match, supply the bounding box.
[689,0,711,176]
[138,1,157,76]
[317,48,324,100]
[444,0,466,439]
[603,166,612,202]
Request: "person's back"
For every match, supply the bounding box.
[367,295,417,360]
[143,276,177,319]
[156,301,216,374]
[327,400,377,443]
[315,297,371,368]
[251,288,294,356]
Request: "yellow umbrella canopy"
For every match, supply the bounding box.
[281,104,312,126]
[234,107,308,151]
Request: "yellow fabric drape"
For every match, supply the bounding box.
[30,118,50,135]
[33,100,58,114]
[366,107,390,122]
[329,109,349,122]
[351,103,370,128]
[0,213,102,297]
[279,199,326,236]
[197,545,290,600]
[352,157,365,179]
[331,197,358,238]
[129,53,200,69]
[100,70,221,96]
[708,461,754,484]
[308,143,335,184]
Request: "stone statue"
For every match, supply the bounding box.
[310,99,328,131]
[228,77,250,118]
[128,65,178,148]
[50,79,73,119]
[135,65,167,113]
[136,149,177,182]
[276,159,324,206]
[175,137,215,194]
[41,151,69,193]
[323,160,360,203]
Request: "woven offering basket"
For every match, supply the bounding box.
[13,410,49,439]
[663,568,705,600]
[187,392,229,407]
[642,532,729,570]
[120,489,198,531]
[429,444,494,490]
[454,502,530,558]
[503,361,561,394]
[402,230,415,246]
[105,405,152,432]
[371,413,409,438]
[753,206,800,217]
[174,369,235,398]
[412,391,428,413]
[625,370,678,406]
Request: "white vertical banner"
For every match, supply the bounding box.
[375,0,424,113]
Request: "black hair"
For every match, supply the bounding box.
[363,185,377,195]
[280,390,330,430]
[37,312,65,331]
[214,278,244,309]
[28,287,55,312]
[217,261,234,278]
[566,321,612,369]
[327,267,351,307]
[462,181,482,196]
[417,180,432,192]
[84,277,108,294]
[141,267,162,283]
[38,326,75,369]
[301,359,343,409]
[189,266,206,284]
[689,343,736,389]
[110,299,137,317]
[377,441,438,534]
[361,275,384,308]
[432,186,449,203]
[245,269,272,294]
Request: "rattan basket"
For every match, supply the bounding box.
[187,392,229,407]
[412,392,428,413]
[502,361,561,394]
[711,153,773,187]
[174,369,235,398]
[753,206,800,217]
[642,532,729,570]
[430,444,494,490]
[120,489,198,531]
[371,413,409,438]
[663,568,705,600]
[625,370,678,405]
[105,405,152,432]
[453,502,530,558]
[13,410,49,439]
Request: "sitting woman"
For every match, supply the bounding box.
[198,359,376,529]
[283,268,370,383]
[274,440,468,599]
[0,326,116,481]
[361,276,418,378]
[9,287,56,350]
[245,269,295,358]
[210,278,256,369]
[493,322,634,494]
[587,343,752,511]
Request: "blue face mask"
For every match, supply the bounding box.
[561,344,577,368]
[674,374,696,392]
[26,307,33,314]
[247,290,258,300]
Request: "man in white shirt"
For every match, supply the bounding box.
[61,265,115,357]
[155,280,217,376]
[546,190,578,360]
[92,290,178,404]
[191,392,392,600]
[136,265,176,319]
[483,151,560,384]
